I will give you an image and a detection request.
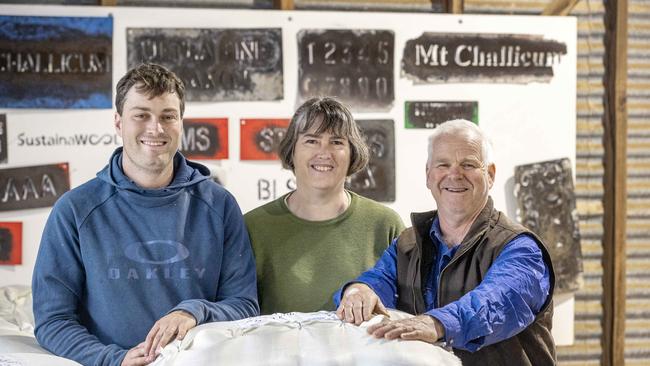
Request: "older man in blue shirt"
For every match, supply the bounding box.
[335,119,555,366]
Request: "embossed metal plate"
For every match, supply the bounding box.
[514,158,583,293]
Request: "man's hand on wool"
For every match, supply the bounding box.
[367,314,445,344]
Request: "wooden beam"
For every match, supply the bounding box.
[542,0,581,15]
[443,0,464,14]
[273,0,294,10]
[602,0,627,365]
[100,0,117,6]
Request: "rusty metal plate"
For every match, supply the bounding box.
[402,32,567,84]
[0,15,113,108]
[297,29,394,111]
[404,101,478,129]
[0,163,70,212]
[345,119,395,202]
[0,115,6,164]
[127,28,283,101]
[514,158,583,294]
[180,118,228,160]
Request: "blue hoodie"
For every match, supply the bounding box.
[32,148,259,366]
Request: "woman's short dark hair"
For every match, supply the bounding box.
[278,97,369,176]
[115,63,185,117]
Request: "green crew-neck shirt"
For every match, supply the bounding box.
[244,191,404,314]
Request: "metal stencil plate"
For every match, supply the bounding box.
[514,158,583,293]
[297,29,394,111]
[346,119,395,202]
[128,28,283,101]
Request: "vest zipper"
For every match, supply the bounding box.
[436,228,487,306]
[412,242,420,314]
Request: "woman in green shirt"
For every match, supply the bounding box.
[244,97,405,314]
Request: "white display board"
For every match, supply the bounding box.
[0,5,576,345]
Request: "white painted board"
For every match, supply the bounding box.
[0,5,576,345]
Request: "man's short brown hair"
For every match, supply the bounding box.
[278,97,369,176]
[115,63,185,117]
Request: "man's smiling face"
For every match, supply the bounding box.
[426,133,495,219]
[114,85,182,181]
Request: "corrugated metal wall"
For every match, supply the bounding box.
[626,1,650,365]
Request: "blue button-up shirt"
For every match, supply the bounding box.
[423,219,460,309]
[334,217,551,352]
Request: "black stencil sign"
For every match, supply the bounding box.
[0,115,6,164]
[0,163,70,212]
[128,28,283,101]
[182,123,218,157]
[514,158,583,294]
[180,118,228,160]
[346,119,395,202]
[402,33,567,84]
[298,29,394,111]
[405,101,478,129]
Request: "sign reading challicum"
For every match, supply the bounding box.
[128,28,283,101]
[0,15,113,108]
[297,29,394,111]
[402,32,567,84]
[0,163,70,212]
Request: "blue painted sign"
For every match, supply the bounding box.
[0,15,113,108]
[0,115,6,164]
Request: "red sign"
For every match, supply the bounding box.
[240,118,290,161]
[180,118,228,160]
[0,222,22,265]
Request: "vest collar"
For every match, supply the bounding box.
[410,196,496,252]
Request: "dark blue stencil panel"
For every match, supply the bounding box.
[0,15,113,109]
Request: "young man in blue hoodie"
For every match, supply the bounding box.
[32,63,259,366]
